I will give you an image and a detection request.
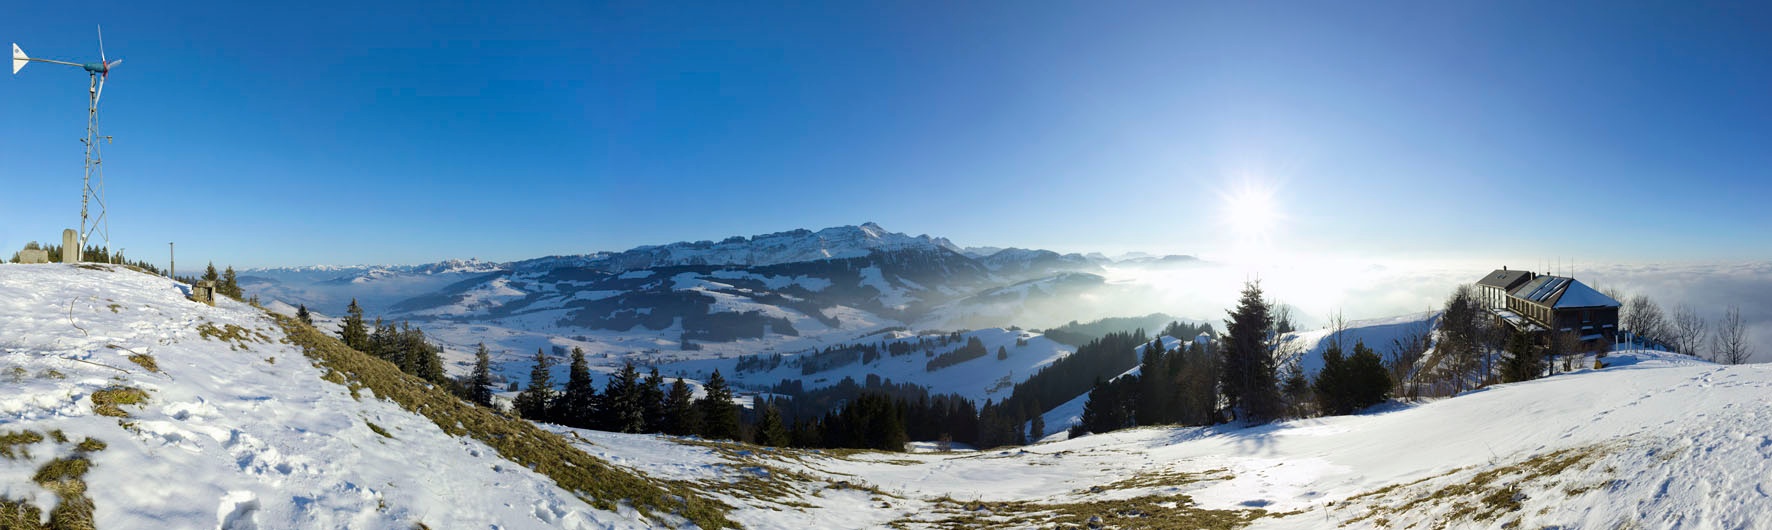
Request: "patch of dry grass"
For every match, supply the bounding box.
[270,313,734,528]
[196,322,271,351]
[1341,444,1611,528]
[904,492,1267,530]
[0,430,107,530]
[89,386,149,418]
[0,430,46,460]
[125,353,159,373]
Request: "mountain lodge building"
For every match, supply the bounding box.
[1478,267,1620,343]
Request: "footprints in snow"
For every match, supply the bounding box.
[218,490,260,530]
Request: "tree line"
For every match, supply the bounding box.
[1073,281,1396,438]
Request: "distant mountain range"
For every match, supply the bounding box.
[242,222,1206,355]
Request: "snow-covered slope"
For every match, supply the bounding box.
[1275,311,1441,377]
[557,349,1772,529]
[0,264,677,529]
[660,328,1075,404]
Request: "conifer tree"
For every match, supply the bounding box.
[1222,280,1282,423]
[1314,343,1351,415]
[662,378,701,436]
[756,402,789,447]
[296,304,313,326]
[1501,330,1543,383]
[600,363,647,433]
[398,323,445,383]
[997,345,1008,360]
[559,347,598,427]
[338,299,369,352]
[696,370,740,440]
[1345,341,1392,409]
[367,318,397,365]
[513,349,555,421]
[220,266,242,299]
[1315,341,1391,415]
[203,262,220,283]
[469,343,495,407]
[641,367,666,433]
[1134,340,1175,425]
[1029,414,1045,442]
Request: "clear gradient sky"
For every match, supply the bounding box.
[2,2,1769,269]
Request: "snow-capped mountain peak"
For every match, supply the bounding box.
[592,222,963,272]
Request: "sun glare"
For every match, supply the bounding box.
[1222,185,1280,240]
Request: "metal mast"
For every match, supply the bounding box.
[82,63,111,258]
[12,27,122,261]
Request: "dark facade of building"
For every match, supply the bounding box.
[1481,268,1620,343]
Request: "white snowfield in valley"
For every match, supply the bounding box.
[6,263,1772,529]
[0,264,651,529]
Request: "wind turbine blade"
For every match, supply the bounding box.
[11,44,26,75]
[98,25,105,63]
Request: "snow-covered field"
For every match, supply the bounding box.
[9,262,1772,529]
[562,349,1772,529]
[0,264,651,529]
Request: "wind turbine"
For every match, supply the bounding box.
[12,27,124,260]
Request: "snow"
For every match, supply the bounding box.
[0,263,647,529]
[857,266,913,310]
[708,269,833,292]
[9,263,1771,529]
[1553,278,1622,308]
[595,222,961,272]
[661,328,1074,405]
[552,347,1772,530]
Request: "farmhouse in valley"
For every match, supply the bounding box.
[1477,267,1620,344]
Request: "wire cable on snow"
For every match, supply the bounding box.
[68,298,89,337]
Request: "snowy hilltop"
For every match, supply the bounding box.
[6,263,1772,529]
[0,264,722,529]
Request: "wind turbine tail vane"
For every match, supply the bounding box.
[12,43,26,75]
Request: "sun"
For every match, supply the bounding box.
[1221,185,1282,241]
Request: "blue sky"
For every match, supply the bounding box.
[2,2,1768,269]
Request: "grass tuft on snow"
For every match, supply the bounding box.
[0,430,108,530]
[270,313,736,529]
[0,430,46,460]
[365,421,394,439]
[124,354,158,373]
[88,386,149,418]
[195,322,271,351]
